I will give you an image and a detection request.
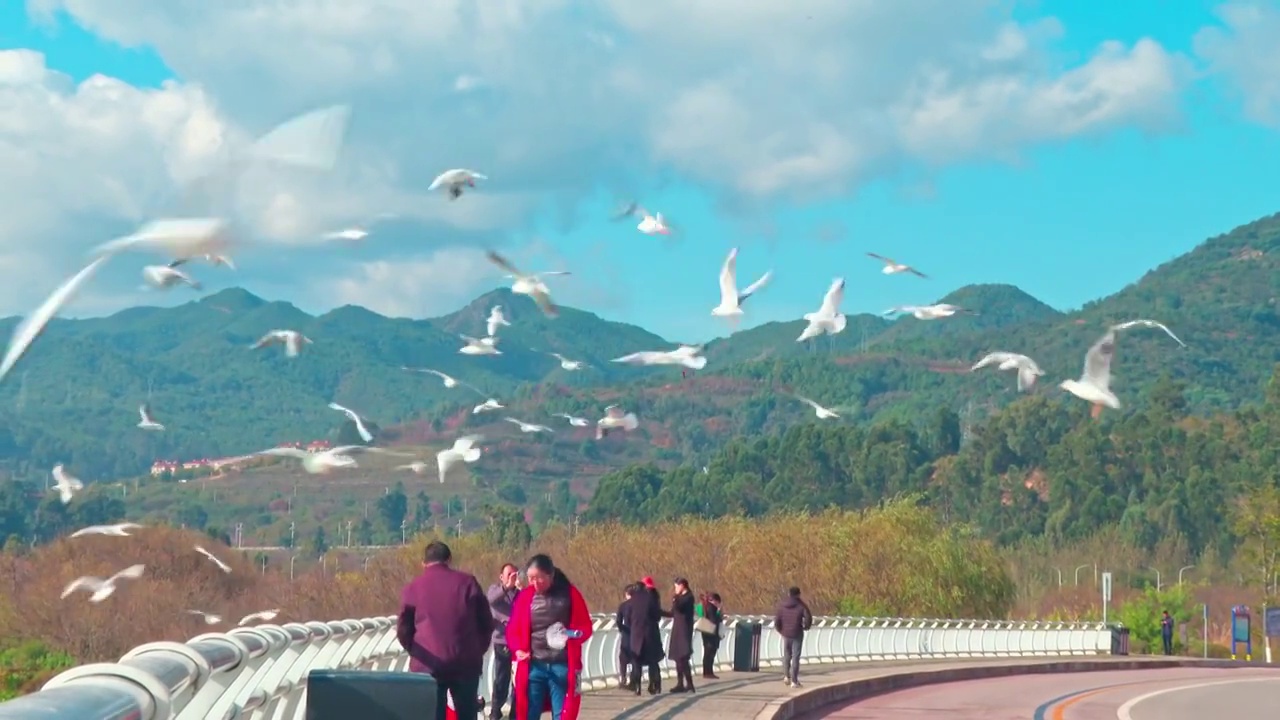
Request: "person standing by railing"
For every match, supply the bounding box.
[486,563,521,719]
[615,584,636,688]
[397,540,493,720]
[623,579,664,696]
[773,586,813,688]
[506,554,593,720]
[664,577,696,694]
[697,592,723,679]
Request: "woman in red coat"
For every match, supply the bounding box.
[505,553,593,720]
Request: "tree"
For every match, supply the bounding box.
[484,505,532,550]
[1230,483,1280,600]
[310,525,329,557]
[377,482,408,534]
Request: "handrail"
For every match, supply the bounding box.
[0,613,1114,719]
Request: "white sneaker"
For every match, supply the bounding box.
[784,677,792,687]
[792,681,802,688]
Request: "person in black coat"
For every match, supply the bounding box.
[664,577,696,693]
[615,584,635,687]
[624,577,665,695]
[700,592,723,679]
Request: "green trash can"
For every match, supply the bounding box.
[732,621,762,672]
[305,670,438,720]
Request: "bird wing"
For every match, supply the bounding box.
[327,402,357,421]
[1112,318,1187,348]
[503,417,524,427]
[717,248,739,305]
[537,270,571,277]
[866,252,893,265]
[62,576,103,598]
[138,403,152,422]
[794,395,822,411]
[0,254,112,384]
[612,351,662,365]
[883,306,917,316]
[906,266,929,278]
[257,447,308,459]
[1016,365,1040,392]
[1083,330,1116,389]
[971,352,1016,371]
[485,250,523,277]
[453,434,484,451]
[110,564,146,582]
[737,269,773,305]
[818,278,845,316]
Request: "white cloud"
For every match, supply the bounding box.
[1194,2,1280,127]
[325,246,497,318]
[4,0,1195,318]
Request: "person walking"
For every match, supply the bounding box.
[615,584,636,688]
[486,563,521,719]
[397,540,494,720]
[664,577,696,693]
[699,592,723,679]
[1161,610,1175,655]
[623,580,664,696]
[506,554,593,720]
[773,586,812,688]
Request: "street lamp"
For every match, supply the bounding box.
[1178,565,1194,585]
[400,520,408,545]
[290,555,297,582]
[289,522,296,549]
[345,520,353,548]
[1053,567,1063,588]
[1148,567,1162,592]
[1074,564,1091,586]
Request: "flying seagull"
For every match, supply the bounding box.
[194,545,232,573]
[138,403,165,431]
[238,609,281,626]
[797,278,847,342]
[251,330,312,358]
[327,402,374,443]
[596,405,639,440]
[1060,329,1120,418]
[402,367,481,393]
[796,396,840,419]
[92,217,233,262]
[70,523,143,538]
[255,445,407,474]
[186,610,223,625]
[141,265,201,291]
[486,306,511,337]
[550,352,585,371]
[459,334,502,356]
[485,250,569,318]
[0,254,111,384]
[51,464,83,504]
[429,169,487,200]
[711,247,772,323]
[866,252,927,278]
[1110,319,1186,348]
[883,304,974,320]
[971,352,1045,392]
[437,434,484,482]
[473,398,504,414]
[504,418,553,434]
[554,412,589,427]
[613,345,708,370]
[61,564,146,603]
[168,253,235,271]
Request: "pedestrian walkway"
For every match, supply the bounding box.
[574,656,1216,720]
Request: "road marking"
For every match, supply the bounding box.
[1050,687,1112,719]
[1115,677,1280,720]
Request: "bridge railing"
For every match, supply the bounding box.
[0,613,1111,719]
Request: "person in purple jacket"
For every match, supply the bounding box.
[398,540,495,720]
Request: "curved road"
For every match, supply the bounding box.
[804,666,1280,719]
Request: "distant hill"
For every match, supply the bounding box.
[0,210,1277,486]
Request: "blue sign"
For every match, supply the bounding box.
[1265,607,1280,638]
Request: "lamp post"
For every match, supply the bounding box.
[1178,565,1194,586]
[1148,567,1162,592]
[1053,567,1063,588]
[289,555,297,582]
[1074,564,1091,586]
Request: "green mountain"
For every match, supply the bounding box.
[0,210,1277,488]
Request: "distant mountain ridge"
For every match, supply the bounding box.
[0,210,1276,484]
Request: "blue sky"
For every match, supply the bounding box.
[3,2,1278,342]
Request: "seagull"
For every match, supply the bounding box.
[971,352,1044,392]
[797,278,847,342]
[141,265,201,290]
[186,610,223,625]
[51,464,83,504]
[1060,329,1121,418]
[238,609,281,626]
[1110,319,1187,348]
[138,403,165,431]
[194,545,233,573]
[255,445,406,474]
[0,254,111,384]
[327,402,374,443]
[796,396,840,419]
[251,330,312,358]
[428,169,487,200]
[460,334,502,356]
[402,367,480,392]
[487,306,511,337]
[168,253,235,271]
[485,250,569,318]
[473,398,504,414]
[883,304,974,320]
[437,434,484,482]
[613,345,708,370]
[92,217,233,261]
[319,213,397,242]
[866,252,928,278]
[504,418,553,434]
[70,522,143,538]
[396,461,431,474]
[637,209,672,236]
[550,352,585,371]
[595,405,639,439]
[553,413,589,427]
[61,564,146,603]
[711,247,772,323]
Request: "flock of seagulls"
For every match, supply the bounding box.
[0,100,1189,620]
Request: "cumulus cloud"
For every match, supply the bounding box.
[1194,2,1280,127]
[5,0,1196,317]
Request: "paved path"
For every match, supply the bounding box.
[806,665,1280,719]
[575,656,1162,720]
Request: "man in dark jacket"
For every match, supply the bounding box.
[1161,610,1175,655]
[485,562,520,719]
[616,584,636,688]
[397,540,494,720]
[773,586,813,688]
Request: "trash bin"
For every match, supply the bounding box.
[305,670,438,720]
[1110,626,1130,656]
[732,621,762,672]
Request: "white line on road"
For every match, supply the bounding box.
[1116,676,1280,720]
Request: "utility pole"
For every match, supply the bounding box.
[345,520,353,548]
[235,523,244,549]
[400,520,407,545]
[289,522,295,549]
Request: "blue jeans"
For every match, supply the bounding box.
[526,660,569,720]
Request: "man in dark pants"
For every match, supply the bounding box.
[616,584,636,687]
[486,563,520,719]
[397,541,493,720]
[1161,610,1174,655]
[774,586,813,688]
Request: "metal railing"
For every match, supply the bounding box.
[0,614,1111,719]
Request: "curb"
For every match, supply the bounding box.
[753,657,1272,720]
